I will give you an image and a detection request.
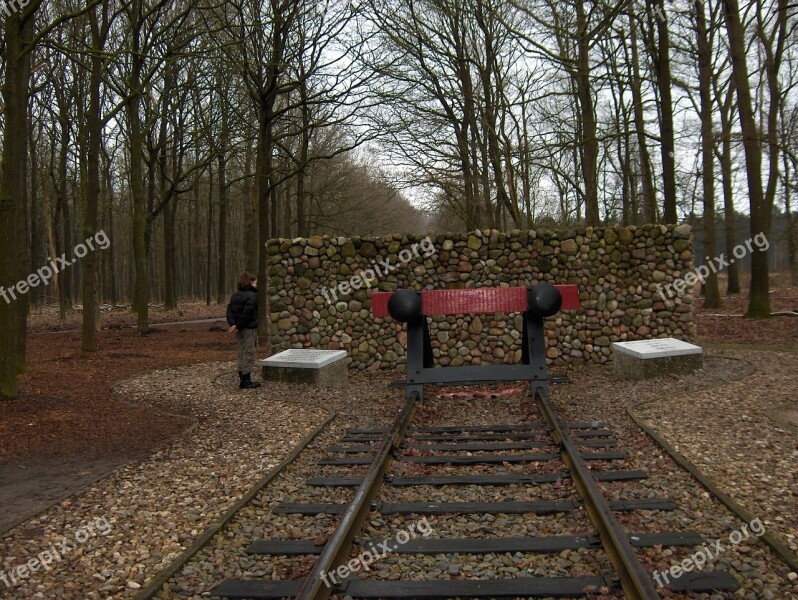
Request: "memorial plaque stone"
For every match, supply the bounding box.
[612,338,703,380]
[261,349,348,387]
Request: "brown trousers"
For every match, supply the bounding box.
[236,328,258,375]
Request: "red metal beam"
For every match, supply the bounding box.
[371,285,580,318]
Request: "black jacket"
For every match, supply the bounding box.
[226,285,258,330]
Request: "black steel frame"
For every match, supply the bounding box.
[403,291,548,401]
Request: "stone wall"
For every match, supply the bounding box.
[266,224,695,369]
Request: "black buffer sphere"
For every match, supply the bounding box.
[527,283,563,318]
[388,289,423,323]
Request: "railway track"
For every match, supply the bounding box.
[202,387,740,600]
[136,286,766,599]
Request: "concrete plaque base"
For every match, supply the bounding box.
[260,349,348,387]
[612,338,703,380]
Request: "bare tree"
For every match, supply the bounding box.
[1,1,45,399]
[721,0,787,317]
[625,8,658,223]
[643,0,678,223]
[695,0,721,306]
[710,40,742,295]
[120,0,196,331]
[782,102,798,285]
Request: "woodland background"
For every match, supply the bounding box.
[1,0,797,400]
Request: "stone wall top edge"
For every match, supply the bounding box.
[265,223,693,248]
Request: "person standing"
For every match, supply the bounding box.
[226,272,262,389]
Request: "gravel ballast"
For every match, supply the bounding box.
[631,350,798,568]
[548,352,798,598]
[2,351,796,599]
[0,363,332,599]
[167,357,797,600]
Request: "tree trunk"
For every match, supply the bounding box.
[479,127,494,228]
[29,117,43,306]
[519,95,533,227]
[159,62,178,311]
[81,4,105,351]
[281,179,291,237]
[257,118,269,334]
[453,13,482,229]
[163,199,177,309]
[104,150,118,305]
[216,155,228,303]
[17,88,30,376]
[295,79,310,237]
[216,98,229,304]
[125,0,151,330]
[696,0,721,307]
[190,183,199,298]
[575,0,599,226]
[269,172,279,239]
[717,86,741,294]
[0,4,36,400]
[243,139,259,272]
[651,0,677,223]
[296,150,308,237]
[56,115,74,318]
[759,0,786,237]
[44,176,59,306]
[128,88,150,330]
[475,0,520,228]
[619,121,631,225]
[629,12,657,224]
[206,169,213,306]
[722,0,770,317]
[257,108,275,337]
[783,151,797,285]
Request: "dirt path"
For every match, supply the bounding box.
[0,321,239,534]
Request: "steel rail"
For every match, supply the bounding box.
[535,391,662,600]
[294,392,418,600]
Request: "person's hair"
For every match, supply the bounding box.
[237,272,256,290]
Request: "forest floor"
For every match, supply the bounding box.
[0,275,796,533]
